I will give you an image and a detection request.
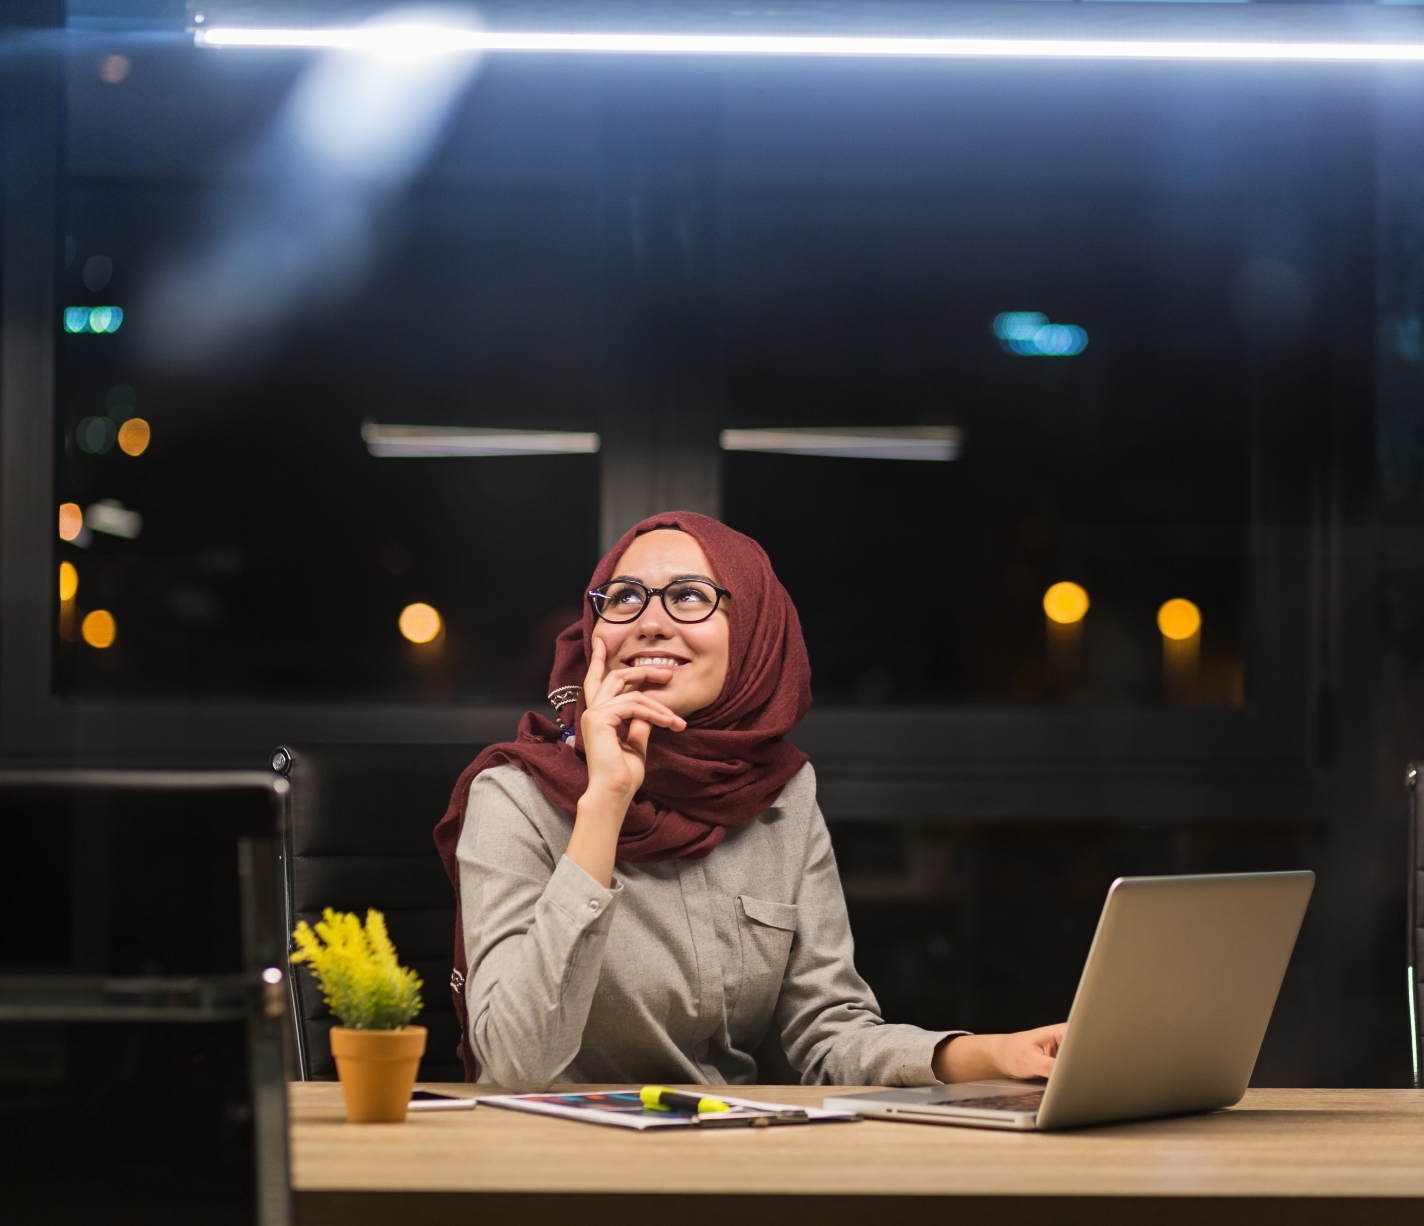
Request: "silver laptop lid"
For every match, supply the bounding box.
[1037,870,1313,1130]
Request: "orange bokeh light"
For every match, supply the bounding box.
[1043,581,1089,625]
[1157,598,1202,641]
[117,417,151,456]
[399,602,442,644]
[58,502,83,542]
[81,609,116,649]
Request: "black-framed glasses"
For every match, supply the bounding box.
[587,579,730,625]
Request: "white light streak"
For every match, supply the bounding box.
[143,6,483,371]
[362,422,601,457]
[196,27,1424,63]
[720,427,961,461]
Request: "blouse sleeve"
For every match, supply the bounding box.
[456,770,621,1091]
[775,798,966,1086]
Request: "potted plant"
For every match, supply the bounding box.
[291,908,426,1123]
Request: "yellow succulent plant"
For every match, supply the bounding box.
[290,908,423,1031]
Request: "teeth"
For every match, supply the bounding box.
[634,657,682,667]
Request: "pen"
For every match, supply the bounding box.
[640,1086,731,1114]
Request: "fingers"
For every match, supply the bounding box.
[594,663,676,706]
[1009,1024,1066,1079]
[1020,1050,1056,1079]
[583,636,608,704]
[588,681,683,724]
[625,717,651,759]
[621,698,686,730]
[584,693,686,731]
[1026,1022,1067,1059]
[975,1027,1063,1082]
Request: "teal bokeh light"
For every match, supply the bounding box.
[63,306,124,335]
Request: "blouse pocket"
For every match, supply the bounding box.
[731,895,800,1028]
[739,894,800,934]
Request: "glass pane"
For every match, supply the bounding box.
[718,64,1361,707]
[58,48,602,701]
[57,46,1361,708]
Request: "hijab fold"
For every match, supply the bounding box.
[433,511,811,1078]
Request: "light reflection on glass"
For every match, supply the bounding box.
[63,306,124,334]
[117,418,151,456]
[399,601,442,644]
[76,416,118,455]
[1157,598,1202,641]
[85,500,142,540]
[141,5,484,370]
[1043,581,1090,625]
[993,311,1088,356]
[81,609,117,649]
[58,503,84,542]
[58,561,78,603]
[99,55,131,85]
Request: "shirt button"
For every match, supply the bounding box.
[588,899,600,912]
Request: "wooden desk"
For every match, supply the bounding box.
[292,1083,1424,1226]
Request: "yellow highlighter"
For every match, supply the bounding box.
[639,1086,731,1114]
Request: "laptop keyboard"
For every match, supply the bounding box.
[933,1090,1044,1112]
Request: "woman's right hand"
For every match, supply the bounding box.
[567,639,685,886]
[579,637,686,801]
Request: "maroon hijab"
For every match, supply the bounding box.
[433,511,812,1077]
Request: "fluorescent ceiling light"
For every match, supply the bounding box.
[362,423,600,457]
[195,26,1424,63]
[720,427,961,461]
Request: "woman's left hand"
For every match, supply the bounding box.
[932,1023,1067,1083]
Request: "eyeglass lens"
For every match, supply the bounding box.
[592,580,721,623]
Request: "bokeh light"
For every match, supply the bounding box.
[399,602,442,644]
[1157,598,1202,641]
[58,561,78,603]
[76,416,117,455]
[82,255,114,292]
[105,383,137,419]
[58,502,83,541]
[81,609,116,649]
[1043,581,1090,625]
[993,311,1089,357]
[99,55,131,84]
[117,417,151,456]
[63,306,124,335]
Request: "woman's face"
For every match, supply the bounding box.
[591,529,730,718]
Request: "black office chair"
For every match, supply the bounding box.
[1410,763,1424,1087]
[271,744,479,1083]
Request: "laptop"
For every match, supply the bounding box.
[824,870,1314,1131]
[0,770,292,1225]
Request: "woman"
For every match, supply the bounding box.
[435,511,1064,1089]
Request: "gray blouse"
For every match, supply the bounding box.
[457,760,958,1090]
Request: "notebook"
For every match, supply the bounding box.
[481,1089,858,1130]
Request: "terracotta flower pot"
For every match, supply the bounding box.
[329,1026,427,1123]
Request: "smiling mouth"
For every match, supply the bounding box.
[626,654,689,669]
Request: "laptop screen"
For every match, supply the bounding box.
[0,774,281,975]
[0,772,290,1226]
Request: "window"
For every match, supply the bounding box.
[58,49,604,701]
[36,46,1367,813]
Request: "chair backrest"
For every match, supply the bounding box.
[0,772,291,1225]
[1410,764,1424,1087]
[272,743,479,1082]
